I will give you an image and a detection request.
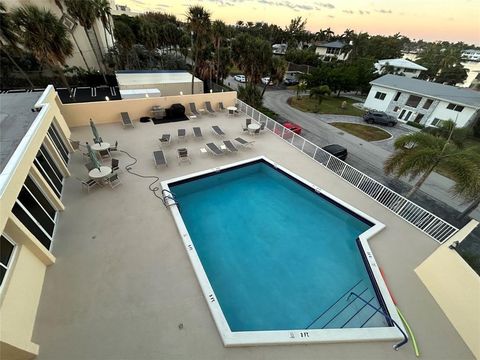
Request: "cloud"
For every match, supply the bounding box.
[314,2,335,9]
[376,9,392,13]
[328,15,334,18]
[342,10,354,14]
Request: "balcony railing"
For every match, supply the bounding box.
[236,99,458,244]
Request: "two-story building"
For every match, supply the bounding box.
[314,41,349,62]
[364,74,480,128]
[374,59,427,78]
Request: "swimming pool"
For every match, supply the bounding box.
[163,157,403,346]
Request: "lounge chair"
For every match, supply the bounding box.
[218,102,226,111]
[189,103,200,117]
[223,140,238,153]
[111,158,120,172]
[159,134,171,146]
[120,112,134,127]
[193,127,203,138]
[107,172,121,189]
[77,177,97,192]
[153,150,167,167]
[211,125,225,137]
[234,137,255,148]
[178,128,186,141]
[177,148,191,164]
[205,142,224,156]
[205,101,216,115]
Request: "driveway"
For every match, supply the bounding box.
[262,89,480,221]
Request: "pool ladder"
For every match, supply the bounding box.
[161,189,179,208]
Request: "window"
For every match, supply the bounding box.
[34,145,64,197]
[394,92,401,101]
[423,99,433,110]
[0,235,15,287]
[393,106,400,112]
[414,114,424,123]
[431,118,446,127]
[374,91,387,100]
[446,103,464,112]
[405,95,422,108]
[48,122,69,165]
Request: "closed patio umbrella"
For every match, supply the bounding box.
[86,142,101,171]
[90,119,101,144]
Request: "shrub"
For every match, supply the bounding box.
[406,121,425,129]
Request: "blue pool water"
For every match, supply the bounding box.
[171,161,389,332]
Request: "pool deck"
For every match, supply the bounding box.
[32,111,474,359]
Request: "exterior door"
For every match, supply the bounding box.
[398,109,413,122]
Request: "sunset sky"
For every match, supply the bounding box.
[117,0,480,45]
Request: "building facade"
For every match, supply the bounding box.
[364,75,480,128]
[374,58,427,78]
[314,41,349,62]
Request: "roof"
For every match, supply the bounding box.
[116,70,202,86]
[370,74,480,109]
[0,92,42,173]
[376,58,427,71]
[317,40,345,49]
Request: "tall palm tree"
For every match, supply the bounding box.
[384,131,480,199]
[0,2,34,88]
[139,18,158,68]
[64,0,107,82]
[309,85,331,105]
[186,5,211,94]
[211,20,226,83]
[261,56,287,98]
[13,4,73,89]
[93,0,112,50]
[231,33,271,85]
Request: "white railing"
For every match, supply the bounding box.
[236,99,458,244]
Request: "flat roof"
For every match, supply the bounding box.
[116,71,202,86]
[370,74,480,109]
[377,58,427,71]
[0,92,41,173]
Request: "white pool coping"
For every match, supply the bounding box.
[161,156,405,347]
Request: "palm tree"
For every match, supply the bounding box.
[384,131,480,199]
[231,33,271,85]
[13,4,73,89]
[0,2,34,88]
[211,20,227,83]
[113,20,134,69]
[186,5,211,94]
[64,0,107,82]
[93,0,112,50]
[139,18,158,67]
[309,85,331,105]
[296,80,307,99]
[260,56,287,98]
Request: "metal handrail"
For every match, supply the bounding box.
[348,292,408,350]
[236,99,458,243]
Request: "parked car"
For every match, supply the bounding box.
[363,110,397,127]
[284,78,299,86]
[261,77,273,85]
[322,144,348,160]
[283,121,302,134]
[234,74,246,83]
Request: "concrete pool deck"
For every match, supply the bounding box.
[32,111,474,359]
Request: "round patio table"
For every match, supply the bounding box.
[89,166,112,179]
[91,142,110,151]
[248,123,260,134]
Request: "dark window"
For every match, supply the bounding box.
[34,146,63,197]
[406,95,422,107]
[447,103,464,112]
[12,203,51,250]
[374,91,387,100]
[414,114,424,123]
[0,235,15,286]
[423,99,433,109]
[447,103,455,110]
[48,123,69,165]
[431,118,446,127]
[394,92,401,101]
[17,185,55,235]
[399,109,406,118]
[24,176,56,219]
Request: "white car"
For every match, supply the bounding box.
[234,74,246,83]
[261,77,273,86]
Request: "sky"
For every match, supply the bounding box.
[117,0,480,45]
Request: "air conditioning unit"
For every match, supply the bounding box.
[61,15,77,32]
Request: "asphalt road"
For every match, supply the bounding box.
[262,89,480,221]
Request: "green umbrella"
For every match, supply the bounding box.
[86,142,101,171]
[90,118,101,143]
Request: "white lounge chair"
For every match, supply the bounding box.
[153,150,167,167]
[205,142,224,156]
[120,112,134,127]
[211,125,225,137]
[234,137,255,148]
[223,140,238,153]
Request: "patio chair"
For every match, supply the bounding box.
[98,148,111,159]
[111,158,120,172]
[109,141,118,152]
[241,124,248,132]
[246,118,252,126]
[193,127,203,138]
[205,142,224,156]
[223,140,238,153]
[177,128,186,141]
[177,148,191,164]
[260,123,266,131]
[120,112,134,127]
[234,137,255,148]
[77,177,98,193]
[211,125,226,137]
[205,101,216,115]
[159,134,171,146]
[70,140,80,151]
[153,150,167,167]
[107,172,121,189]
[85,162,96,172]
[218,102,226,111]
[189,103,201,117]
[253,128,261,136]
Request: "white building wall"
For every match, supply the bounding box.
[426,101,478,128]
[363,85,397,112]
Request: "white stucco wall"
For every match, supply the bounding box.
[425,101,478,127]
[363,85,396,112]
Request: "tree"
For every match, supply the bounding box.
[138,17,158,67]
[384,130,480,199]
[113,20,135,68]
[285,17,307,48]
[93,0,112,49]
[296,80,307,99]
[260,56,287,98]
[237,83,262,108]
[416,43,467,84]
[231,33,271,85]
[211,20,227,83]
[0,1,34,88]
[309,85,331,105]
[186,5,211,94]
[13,5,73,89]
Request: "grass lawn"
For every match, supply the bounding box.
[330,122,391,142]
[288,95,365,116]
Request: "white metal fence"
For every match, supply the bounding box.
[236,99,458,243]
